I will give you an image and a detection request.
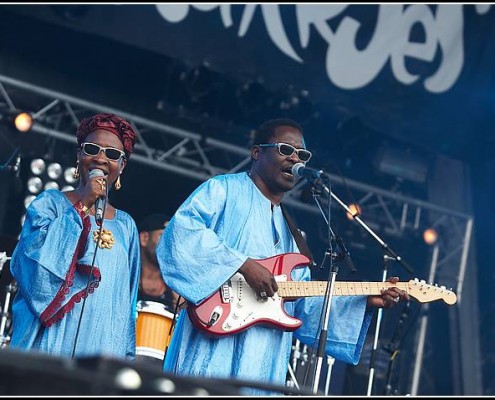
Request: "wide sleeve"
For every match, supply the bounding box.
[156,178,248,305]
[289,266,373,365]
[10,190,93,325]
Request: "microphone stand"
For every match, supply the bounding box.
[323,186,414,275]
[366,254,395,396]
[306,175,354,394]
[383,299,411,395]
[71,185,108,358]
[306,172,414,396]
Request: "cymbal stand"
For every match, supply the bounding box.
[287,339,309,390]
[0,252,10,275]
[0,252,14,348]
[0,281,16,347]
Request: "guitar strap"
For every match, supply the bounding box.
[280,203,316,267]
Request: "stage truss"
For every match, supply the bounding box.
[0,73,476,395]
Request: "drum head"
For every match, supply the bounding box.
[137,300,174,318]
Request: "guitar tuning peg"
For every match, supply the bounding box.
[440,285,446,290]
[420,279,426,284]
[435,283,438,287]
[414,278,419,283]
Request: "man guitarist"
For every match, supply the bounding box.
[156,118,409,395]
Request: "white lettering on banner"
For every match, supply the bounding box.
[155,4,492,94]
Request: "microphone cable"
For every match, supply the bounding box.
[71,181,108,358]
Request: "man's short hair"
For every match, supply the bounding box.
[251,118,303,146]
[138,213,170,233]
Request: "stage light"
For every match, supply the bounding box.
[23,195,36,209]
[44,181,59,191]
[30,159,46,175]
[27,177,43,194]
[423,228,438,245]
[114,367,142,390]
[13,112,33,133]
[346,203,362,221]
[22,157,74,228]
[47,163,62,179]
[64,167,77,184]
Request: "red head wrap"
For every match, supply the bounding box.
[76,113,137,158]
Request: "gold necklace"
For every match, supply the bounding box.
[93,228,115,249]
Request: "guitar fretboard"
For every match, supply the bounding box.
[278,281,408,298]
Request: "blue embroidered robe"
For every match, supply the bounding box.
[157,172,372,394]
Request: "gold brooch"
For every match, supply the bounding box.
[93,228,115,249]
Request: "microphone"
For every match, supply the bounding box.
[291,162,323,180]
[88,169,107,225]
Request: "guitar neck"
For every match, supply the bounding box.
[278,281,409,298]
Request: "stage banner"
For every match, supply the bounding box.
[4,4,495,159]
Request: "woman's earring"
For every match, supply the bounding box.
[114,175,121,190]
[72,162,80,180]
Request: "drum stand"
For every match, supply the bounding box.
[287,340,336,395]
[0,252,14,348]
[286,339,308,391]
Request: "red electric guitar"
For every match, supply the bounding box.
[187,253,457,336]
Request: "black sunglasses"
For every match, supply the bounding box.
[257,142,312,162]
[81,142,125,161]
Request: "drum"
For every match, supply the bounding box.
[136,300,175,360]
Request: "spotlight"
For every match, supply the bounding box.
[61,185,74,192]
[114,367,142,390]
[64,167,77,184]
[13,112,33,133]
[44,181,59,191]
[47,163,62,179]
[423,228,438,245]
[30,159,46,175]
[23,195,36,209]
[346,203,362,221]
[27,177,43,194]
[24,157,75,212]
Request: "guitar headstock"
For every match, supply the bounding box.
[407,279,457,305]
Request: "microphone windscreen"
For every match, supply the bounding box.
[89,169,105,179]
[291,163,305,179]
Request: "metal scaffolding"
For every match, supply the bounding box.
[0,73,476,395]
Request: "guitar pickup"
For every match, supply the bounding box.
[221,281,232,303]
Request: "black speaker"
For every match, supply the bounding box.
[0,347,241,395]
